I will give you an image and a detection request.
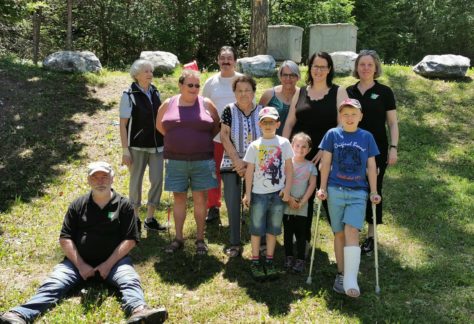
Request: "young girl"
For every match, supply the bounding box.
[283,132,317,273]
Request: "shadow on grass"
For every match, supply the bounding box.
[133,231,224,290]
[322,241,472,322]
[223,243,332,316]
[0,58,113,213]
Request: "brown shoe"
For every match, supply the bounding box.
[127,305,168,324]
[0,312,26,324]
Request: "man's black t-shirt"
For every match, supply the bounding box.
[59,190,139,267]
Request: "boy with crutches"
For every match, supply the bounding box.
[317,98,381,297]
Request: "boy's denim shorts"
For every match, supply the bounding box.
[249,191,284,236]
[327,186,368,233]
[164,159,217,192]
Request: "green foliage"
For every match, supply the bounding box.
[354,0,474,64]
[1,1,473,67]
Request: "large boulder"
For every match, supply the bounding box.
[330,51,357,75]
[43,51,102,73]
[413,55,470,78]
[140,51,179,74]
[237,55,276,77]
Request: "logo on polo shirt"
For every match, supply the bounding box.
[370,93,379,100]
[108,212,114,220]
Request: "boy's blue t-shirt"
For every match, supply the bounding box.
[319,127,380,189]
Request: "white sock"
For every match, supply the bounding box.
[343,246,361,295]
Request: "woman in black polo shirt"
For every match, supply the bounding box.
[346,50,399,254]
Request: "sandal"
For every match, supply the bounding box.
[164,239,184,254]
[225,246,242,258]
[195,239,208,255]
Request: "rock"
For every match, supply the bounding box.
[413,55,470,78]
[43,51,102,73]
[330,51,358,75]
[140,51,180,74]
[236,55,276,77]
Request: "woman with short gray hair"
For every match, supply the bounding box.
[119,59,166,232]
[259,60,301,135]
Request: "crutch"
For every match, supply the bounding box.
[372,203,381,294]
[166,191,172,244]
[306,199,322,285]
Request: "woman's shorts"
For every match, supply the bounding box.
[249,192,284,236]
[165,159,217,192]
[327,186,368,233]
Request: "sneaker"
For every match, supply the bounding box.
[127,305,168,324]
[292,259,305,273]
[144,218,167,232]
[0,312,26,324]
[284,256,294,270]
[361,237,374,255]
[333,273,345,294]
[205,207,220,223]
[250,260,266,281]
[264,259,280,280]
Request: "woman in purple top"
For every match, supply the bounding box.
[156,69,220,255]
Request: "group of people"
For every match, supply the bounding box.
[0,46,399,323]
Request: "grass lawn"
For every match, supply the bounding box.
[0,57,473,323]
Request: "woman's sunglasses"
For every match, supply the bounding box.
[184,83,200,88]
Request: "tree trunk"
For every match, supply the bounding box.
[32,8,42,65]
[249,0,268,56]
[66,0,73,50]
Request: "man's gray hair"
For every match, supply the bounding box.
[130,59,154,82]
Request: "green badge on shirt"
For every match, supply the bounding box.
[108,212,114,220]
[371,93,379,99]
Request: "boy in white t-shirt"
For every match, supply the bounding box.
[243,107,294,281]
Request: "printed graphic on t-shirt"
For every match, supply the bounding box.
[293,162,312,185]
[257,144,283,187]
[335,141,366,181]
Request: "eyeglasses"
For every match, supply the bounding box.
[184,83,200,88]
[311,65,329,71]
[281,73,298,79]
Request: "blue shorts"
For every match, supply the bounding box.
[249,192,284,236]
[327,186,368,233]
[164,159,217,192]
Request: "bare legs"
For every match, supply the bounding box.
[172,191,206,241]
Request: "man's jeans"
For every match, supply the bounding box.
[11,256,145,322]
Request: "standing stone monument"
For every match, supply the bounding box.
[267,25,304,63]
[309,24,357,57]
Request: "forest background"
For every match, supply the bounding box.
[1,0,473,68]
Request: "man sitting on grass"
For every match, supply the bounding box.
[0,162,168,324]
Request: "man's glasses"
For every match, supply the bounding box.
[184,83,200,88]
